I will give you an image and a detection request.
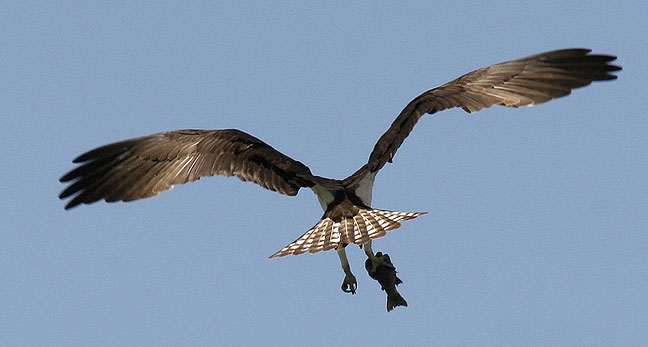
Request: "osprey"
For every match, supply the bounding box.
[60,49,620,295]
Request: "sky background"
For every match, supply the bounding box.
[2,1,646,346]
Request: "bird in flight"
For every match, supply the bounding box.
[60,48,620,299]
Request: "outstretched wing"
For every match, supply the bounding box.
[365,48,621,173]
[59,129,317,209]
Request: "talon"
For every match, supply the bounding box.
[366,252,395,277]
[341,273,357,294]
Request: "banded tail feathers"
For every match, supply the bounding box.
[269,209,426,258]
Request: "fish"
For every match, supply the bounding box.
[365,252,408,312]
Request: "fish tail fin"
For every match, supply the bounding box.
[387,290,408,312]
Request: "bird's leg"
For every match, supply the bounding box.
[363,240,394,276]
[337,247,357,294]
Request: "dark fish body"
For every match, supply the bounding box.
[365,252,408,312]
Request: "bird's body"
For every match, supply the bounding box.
[271,169,425,259]
[60,48,620,308]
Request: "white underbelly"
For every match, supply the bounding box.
[311,184,336,211]
[354,171,376,206]
[310,171,376,211]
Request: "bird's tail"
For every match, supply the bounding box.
[269,208,427,258]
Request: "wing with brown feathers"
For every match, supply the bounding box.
[366,48,621,173]
[59,129,317,209]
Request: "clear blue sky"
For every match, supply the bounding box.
[2,1,646,346]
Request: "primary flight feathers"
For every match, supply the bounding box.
[60,48,620,257]
[365,48,619,173]
[59,129,320,208]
